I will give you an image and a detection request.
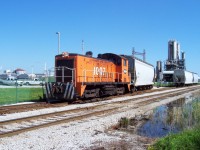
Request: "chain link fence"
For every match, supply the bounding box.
[0,77,55,105]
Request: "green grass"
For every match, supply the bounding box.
[0,87,44,105]
[154,82,175,87]
[149,126,200,150]
[41,76,55,82]
[149,98,200,150]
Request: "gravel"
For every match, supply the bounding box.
[0,87,199,150]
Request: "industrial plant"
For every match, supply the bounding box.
[156,40,199,86]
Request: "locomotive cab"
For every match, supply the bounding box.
[98,53,129,83]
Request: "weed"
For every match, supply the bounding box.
[119,117,129,129]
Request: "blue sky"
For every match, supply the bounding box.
[0,0,200,75]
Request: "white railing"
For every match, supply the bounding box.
[82,69,123,85]
[46,67,126,87]
[48,67,76,87]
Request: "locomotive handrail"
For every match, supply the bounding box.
[55,66,75,83]
[48,67,76,87]
[55,66,74,70]
[82,69,123,85]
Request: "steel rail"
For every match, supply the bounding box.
[0,85,199,138]
[0,107,117,138]
[1,86,198,126]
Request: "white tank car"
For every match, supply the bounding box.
[174,69,198,86]
[121,55,154,91]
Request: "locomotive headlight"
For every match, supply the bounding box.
[124,69,127,74]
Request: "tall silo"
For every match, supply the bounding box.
[168,40,180,60]
[179,51,186,70]
[156,61,162,81]
[173,40,177,60]
[181,51,185,60]
[168,40,173,60]
[177,42,180,60]
[168,40,176,60]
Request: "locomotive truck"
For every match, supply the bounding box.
[45,52,154,102]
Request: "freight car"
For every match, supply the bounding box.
[121,55,154,92]
[45,52,154,102]
[173,69,198,86]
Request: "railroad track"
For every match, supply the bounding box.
[0,107,118,138]
[0,85,199,138]
[0,87,169,114]
[105,86,198,106]
[0,102,69,115]
[108,86,200,112]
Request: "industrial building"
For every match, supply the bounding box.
[156,40,186,82]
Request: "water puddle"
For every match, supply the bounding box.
[137,93,200,138]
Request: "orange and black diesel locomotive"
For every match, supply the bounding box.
[45,52,131,101]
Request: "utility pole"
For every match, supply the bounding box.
[56,32,60,54]
[132,47,146,61]
[82,40,84,55]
